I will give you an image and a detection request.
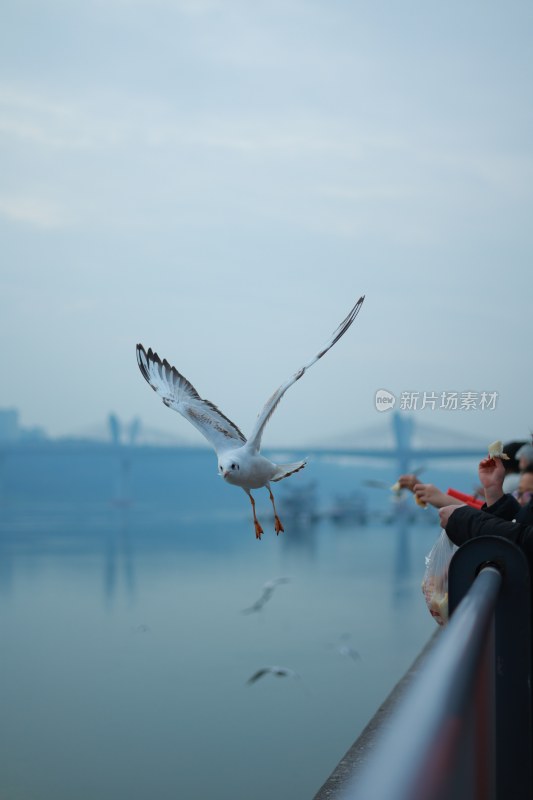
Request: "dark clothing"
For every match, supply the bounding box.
[446,502,533,571]
[480,493,533,526]
[446,495,533,757]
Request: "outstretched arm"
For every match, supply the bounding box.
[397,475,463,509]
[414,483,464,509]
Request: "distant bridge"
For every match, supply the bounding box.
[0,410,493,481]
[281,412,489,476]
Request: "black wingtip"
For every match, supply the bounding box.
[136,343,152,384]
[329,295,365,347]
[353,295,365,313]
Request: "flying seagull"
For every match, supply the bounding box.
[136,295,365,539]
[246,666,301,685]
[242,577,291,614]
[326,632,361,663]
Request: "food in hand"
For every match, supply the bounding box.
[488,440,509,460]
[391,477,427,507]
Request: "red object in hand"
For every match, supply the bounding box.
[447,488,484,509]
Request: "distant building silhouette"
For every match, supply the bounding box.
[0,408,46,443]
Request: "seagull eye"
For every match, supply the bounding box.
[231,464,236,470]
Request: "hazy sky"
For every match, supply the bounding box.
[1,0,532,448]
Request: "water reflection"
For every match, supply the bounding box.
[0,501,436,800]
[103,507,136,608]
[0,528,13,595]
[280,515,320,556]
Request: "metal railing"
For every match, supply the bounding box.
[334,535,532,800]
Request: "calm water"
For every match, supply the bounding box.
[0,456,450,800]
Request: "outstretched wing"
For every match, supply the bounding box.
[246,296,365,453]
[136,344,246,455]
[246,669,270,685]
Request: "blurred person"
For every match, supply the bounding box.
[440,455,533,545]
[516,443,533,471]
[399,439,531,511]
[513,466,533,512]
[477,454,533,525]
[502,440,529,494]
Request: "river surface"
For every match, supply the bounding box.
[0,454,459,800]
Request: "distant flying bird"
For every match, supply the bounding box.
[327,632,361,663]
[337,644,361,662]
[242,577,291,614]
[136,296,365,539]
[246,666,301,685]
[132,624,151,634]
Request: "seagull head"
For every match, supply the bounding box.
[218,455,242,483]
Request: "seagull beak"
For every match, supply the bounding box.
[223,470,229,479]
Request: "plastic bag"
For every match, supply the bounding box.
[421,529,458,626]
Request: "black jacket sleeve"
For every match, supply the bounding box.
[482,493,521,521]
[445,506,533,565]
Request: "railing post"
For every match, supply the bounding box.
[449,535,532,800]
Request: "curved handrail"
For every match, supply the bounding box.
[335,535,533,800]
[339,563,501,800]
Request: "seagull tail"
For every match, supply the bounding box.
[271,460,307,482]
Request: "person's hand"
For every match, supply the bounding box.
[439,503,466,529]
[478,456,505,489]
[478,456,505,505]
[397,474,418,492]
[414,484,464,509]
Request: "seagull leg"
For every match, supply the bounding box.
[245,490,263,540]
[267,484,284,535]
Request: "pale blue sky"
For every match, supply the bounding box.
[1,0,532,447]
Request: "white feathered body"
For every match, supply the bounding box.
[219,447,306,490]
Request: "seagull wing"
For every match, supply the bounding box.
[246,296,365,453]
[242,594,267,615]
[242,599,263,615]
[242,577,290,614]
[136,345,246,455]
[246,668,270,685]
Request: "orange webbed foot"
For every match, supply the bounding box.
[274,516,284,535]
[254,521,264,540]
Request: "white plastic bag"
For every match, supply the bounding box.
[421,529,458,626]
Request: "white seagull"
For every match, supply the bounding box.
[136,295,365,539]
